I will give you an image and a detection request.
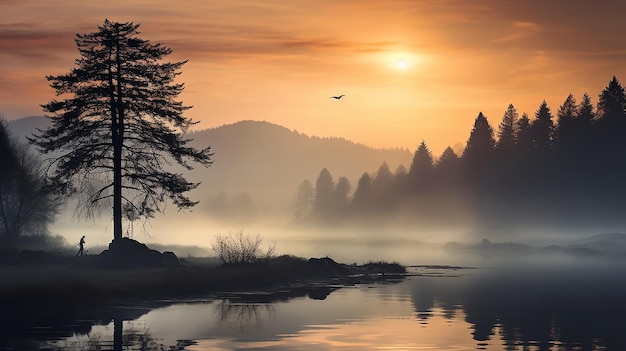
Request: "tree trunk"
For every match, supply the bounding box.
[111,33,123,241]
[113,317,122,351]
[113,130,123,241]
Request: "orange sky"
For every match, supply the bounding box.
[3,0,626,156]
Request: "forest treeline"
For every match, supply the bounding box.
[295,76,626,230]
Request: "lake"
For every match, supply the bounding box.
[4,258,626,350]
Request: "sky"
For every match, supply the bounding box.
[3,0,626,156]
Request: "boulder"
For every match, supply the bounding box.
[307,257,349,275]
[97,238,179,268]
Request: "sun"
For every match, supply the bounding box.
[368,50,427,73]
[383,52,422,72]
[396,60,408,70]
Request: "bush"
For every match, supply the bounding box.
[212,230,276,265]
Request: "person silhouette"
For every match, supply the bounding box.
[77,236,86,256]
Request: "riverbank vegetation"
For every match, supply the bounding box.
[0,244,406,306]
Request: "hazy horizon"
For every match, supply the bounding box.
[4,1,626,156]
[8,114,626,265]
[4,3,626,266]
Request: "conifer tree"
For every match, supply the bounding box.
[515,113,533,152]
[314,167,335,216]
[496,104,518,153]
[408,141,434,190]
[352,172,372,209]
[578,93,595,127]
[597,76,626,123]
[530,101,554,153]
[30,20,212,241]
[372,162,393,195]
[462,112,495,173]
[576,93,596,162]
[596,77,626,193]
[294,179,315,219]
[596,76,626,161]
[333,177,352,210]
[435,146,461,187]
[555,94,577,152]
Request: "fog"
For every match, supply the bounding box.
[9,115,626,266]
[47,205,626,267]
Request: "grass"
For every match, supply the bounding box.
[0,254,407,305]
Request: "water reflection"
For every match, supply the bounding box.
[215,300,275,329]
[7,261,626,350]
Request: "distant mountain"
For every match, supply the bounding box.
[187,120,412,214]
[563,233,626,256]
[445,233,626,259]
[8,117,413,219]
[7,116,50,143]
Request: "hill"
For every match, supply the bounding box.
[563,233,626,256]
[6,116,50,143]
[8,117,412,222]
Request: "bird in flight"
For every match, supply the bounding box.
[330,94,345,100]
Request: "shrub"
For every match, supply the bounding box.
[212,230,276,265]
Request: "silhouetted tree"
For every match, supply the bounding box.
[596,77,626,157]
[333,176,352,212]
[515,113,533,151]
[436,147,459,168]
[294,179,315,219]
[530,101,554,154]
[371,162,394,207]
[575,93,596,170]
[595,77,626,203]
[495,104,518,154]
[550,94,581,204]
[394,164,407,178]
[408,141,434,193]
[461,112,497,218]
[435,146,461,186]
[578,93,595,127]
[554,94,577,153]
[513,112,534,192]
[493,105,519,195]
[373,162,393,190]
[597,76,626,125]
[352,172,372,210]
[462,112,495,179]
[314,167,335,216]
[0,119,58,242]
[30,20,212,241]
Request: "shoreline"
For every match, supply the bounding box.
[0,254,408,305]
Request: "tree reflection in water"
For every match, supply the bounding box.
[215,300,275,329]
[408,263,626,350]
[40,317,195,351]
[6,262,626,350]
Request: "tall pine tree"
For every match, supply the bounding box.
[31,20,212,241]
[462,112,495,180]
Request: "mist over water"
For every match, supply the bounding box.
[11,259,626,351]
[11,115,626,265]
[50,207,626,267]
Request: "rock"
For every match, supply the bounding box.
[307,257,349,275]
[161,251,179,266]
[97,238,179,268]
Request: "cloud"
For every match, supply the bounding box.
[0,24,75,63]
[491,21,541,44]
